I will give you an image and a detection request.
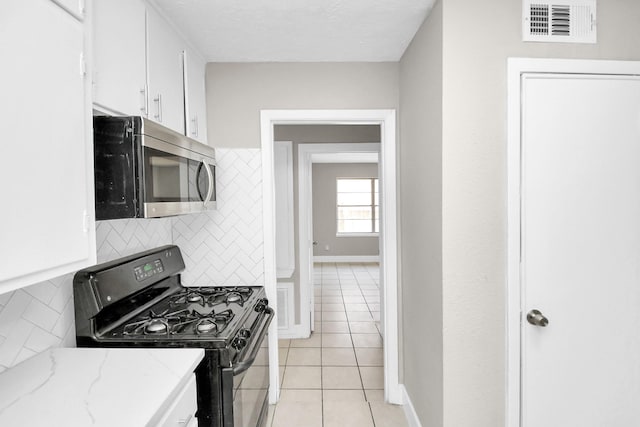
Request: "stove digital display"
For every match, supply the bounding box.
[134,259,164,281]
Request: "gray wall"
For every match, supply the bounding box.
[398,1,443,425]
[398,1,640,426]
[272,124,387,325]
[312,163,379,257]
[206,63,399,148]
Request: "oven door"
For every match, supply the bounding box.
[141,135,216,217]
[221,308,273,427]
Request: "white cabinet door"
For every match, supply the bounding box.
[0,0,95,292]
[93,0,147,116]
[157,376,197,427]
[147,6,185,134]
[183,48,208,144]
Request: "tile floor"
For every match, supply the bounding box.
[265,262,408,427]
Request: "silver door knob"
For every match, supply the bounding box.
[312,241,318,246]
[527,309,549,327]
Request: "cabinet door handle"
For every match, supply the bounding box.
[177,414,193,425]
[153,93,162,122]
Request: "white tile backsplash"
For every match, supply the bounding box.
[0,149,266,371]
[174,149,265,286]
[0,218,172,372]
[96,218,173,263]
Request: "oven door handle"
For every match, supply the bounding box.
[232,307,274,376]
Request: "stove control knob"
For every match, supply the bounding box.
[238,328,251,339]
[232,337,247,350]
[255,298,269,313]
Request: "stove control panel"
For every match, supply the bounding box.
[133,259,164,281]
[232,328,252,350]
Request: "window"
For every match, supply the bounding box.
[336,178,379,234]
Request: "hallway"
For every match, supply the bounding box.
[267,263,408,427]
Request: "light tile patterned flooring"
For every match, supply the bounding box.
[266,263,408,427]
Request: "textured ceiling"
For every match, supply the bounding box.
[151,0,436,62]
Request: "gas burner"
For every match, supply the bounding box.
[205,287,254,307]
[145,319,168,334]
[170,309,235,335]
[186,293,203,303]
[227,292,242,303]
[122,309,189,336]
[196,319,217,334]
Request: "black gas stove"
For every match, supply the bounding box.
[73,245,273,427]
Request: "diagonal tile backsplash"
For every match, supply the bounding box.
[0,218,172,372]
[174,148,265,286]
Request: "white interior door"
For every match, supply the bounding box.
[521,73,640,426]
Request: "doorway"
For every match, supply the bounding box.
[298,141,381,337]
[260,109,400,405]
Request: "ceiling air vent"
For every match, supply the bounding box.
[523,0,596,43]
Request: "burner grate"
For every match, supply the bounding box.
[168,287,254,308]
[120,308,235,337]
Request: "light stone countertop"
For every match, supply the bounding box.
[0,347,204,426]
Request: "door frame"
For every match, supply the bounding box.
[261,109,401,404]
[506,58,640,426]
[298,142,380,336]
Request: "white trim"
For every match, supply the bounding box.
[261,109,401,405]
[401,385,423,427]
[506,57,640,427]
[311,151,379,163]
[313,255,380,263]
[274,141,295,279]
[260,116,280,404]
[276,268,294,278]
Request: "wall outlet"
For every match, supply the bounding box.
[324,245,330,251]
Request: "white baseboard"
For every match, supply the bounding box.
[313,255,380,263]
[401,385,423,427]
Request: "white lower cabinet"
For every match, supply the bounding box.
[0,0,95,293]
[158,375,198,427]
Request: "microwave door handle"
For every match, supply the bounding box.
[202,161,214,204]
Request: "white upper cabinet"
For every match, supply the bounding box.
[0,0,96,293]
[51,0,85,20]
[93,0,147,116]
[92,1,207,139]
[183,48,208,144]
[146,6,185,135]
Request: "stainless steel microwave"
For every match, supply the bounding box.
[93,116,216,220]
